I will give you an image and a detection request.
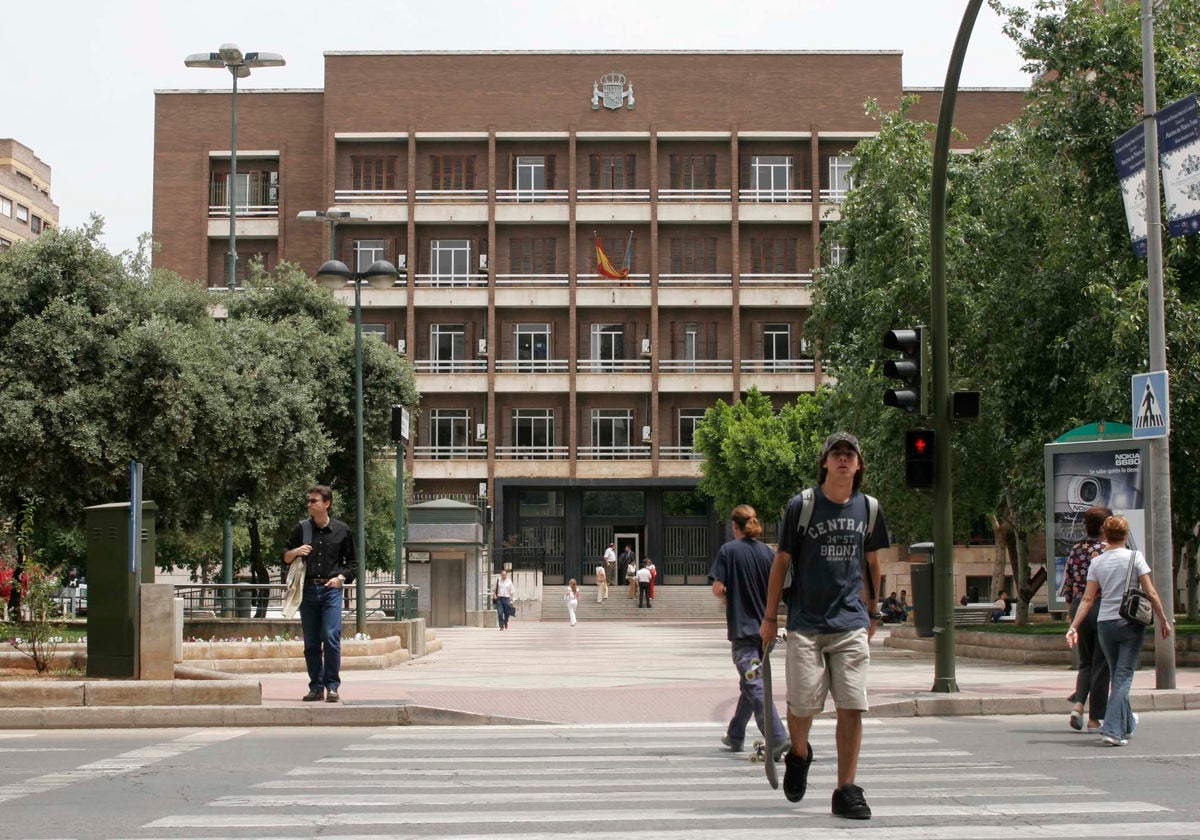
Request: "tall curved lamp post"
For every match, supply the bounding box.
[186,43,284,613]
[317,259,400,634]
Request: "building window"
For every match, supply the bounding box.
[592,408,633,451]
[749,238,798,274]
[351,156,397,191]
[684,323,699,364]
[589,154,636,189]
[354,239,387,273]
[750,155,792,201]
[30,216,41,234]
[361,324,388,342]
[514,408,554,450]
[430,239,472,285]
[209,170,279,212]
[669,155,716,190]
[431,323,467,371]
[515,323,551,371]
[0,237,11,251]
[16,204,29,223]
[678,408,707,452]
[669,238,717,274]
[430,155,477,190]
[430,408,471,456]
[513,155,548,200]
[0,197,11,217]
[590,323,624,371]
[509,237,556,274]
[763,323,791,364]
[829,155,856,198]
[829,239,847,267]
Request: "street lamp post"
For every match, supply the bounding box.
[316,259,400,635]
[187,44,284,612]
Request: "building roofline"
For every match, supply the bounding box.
[322,49,903,57]
[153,88,324,95]
[905,86,1029,92]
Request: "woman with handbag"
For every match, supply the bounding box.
[1066,514,1172,747]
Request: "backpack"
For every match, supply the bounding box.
[281,518,314,583]
[783,488,879,601]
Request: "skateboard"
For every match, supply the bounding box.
[747,638,779,789]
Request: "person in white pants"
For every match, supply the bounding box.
[565,579,579,626]
[595,564,607,602]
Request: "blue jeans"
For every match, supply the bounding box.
[300,584,343,692]
[495,596,514,628]
[1097,619,1145,740]
[727,638,789,745]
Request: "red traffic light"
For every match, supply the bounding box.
[903,429,936,490]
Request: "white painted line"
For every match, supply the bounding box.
[0,730,248,805]
[147,802,1172,829]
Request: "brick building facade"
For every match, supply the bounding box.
[0,138,59,251]
[153,51,1025,588]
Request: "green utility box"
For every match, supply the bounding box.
[84,501,157,678]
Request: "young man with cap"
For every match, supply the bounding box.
[761,431,889,820]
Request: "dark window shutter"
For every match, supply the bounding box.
[510,154,518,189]
[754,321,764,358]
[739,156,751,190]
[465,156,476,190]
[589,155,600,190]
[750,238,762,274]
[626,155,636,188]
[704,155,716,189]
[670,239,682,273]
[784,238,797,272]
[430,156,442,191]
[669,155,681,189]
[545,155,556,189]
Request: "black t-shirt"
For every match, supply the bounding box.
[708,536,776,642]
[777,487,889,634]
[285,516,357,584]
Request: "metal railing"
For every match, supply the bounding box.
[412,359,488,374]
[739,273,814,285]
[738,358,816,373]
[495,273,570,286]
[658,359,733,373]
[658,273,732,286]
[412,444,488,460]
[737,188,814,203]
[576,359,651,373]
[495,189,569,203]
[658,188,732,202]
[415,189,488,202]
[577,188,650,202]
[333,189,407,204]
[173,582,418,621]
[414,273,488,288]
[494,359,570,373]
[493,445,570,460]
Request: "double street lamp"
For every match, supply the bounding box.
[186,43,284,613]
[185,44,285,292]
[317,258,401,634]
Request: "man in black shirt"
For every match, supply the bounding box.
[284,485,357,703]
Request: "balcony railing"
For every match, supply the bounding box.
[333,189,407,204]
[576,359,651,373]
[739,359,816,373]
[737,188,813,203]
[577,445,653,460]
[208,204,278,218]
[414,274,488,288]
[496,273,569,286]
[415,189,488,202]
[577,273,650,286]
[413,359,488,374]
[494,359,569,373]
[577,188,650,202]
[659,273,732,286]
[658,359,733,373]
[659,445,703,460]
[658,188,732,202]
[819,188,851,202]
[413,445,488,460]
[740,273,814,286]
[495,189,569,203]
[494,445,570,460]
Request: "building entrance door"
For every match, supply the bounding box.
[614,531,641,592]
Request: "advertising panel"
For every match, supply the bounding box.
[1044,439,1150,612]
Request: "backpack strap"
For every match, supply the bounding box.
[301,518,313,547]
[787,490,879,600]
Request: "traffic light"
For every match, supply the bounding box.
[883,327,928,416]
[904,428,936,490]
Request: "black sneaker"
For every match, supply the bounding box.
[782,742,812,802]
[721,734,743,752]
[832,783,872,819]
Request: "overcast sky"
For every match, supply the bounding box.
[4,0,1034,256]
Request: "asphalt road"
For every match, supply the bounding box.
[4,711,1200,839]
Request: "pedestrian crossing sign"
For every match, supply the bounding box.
[1131,371,1169,439]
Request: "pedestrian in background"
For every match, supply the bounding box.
[494,568,516,631]
[1063,504,1111,733]
[284,485,356,704]
[565,578,579,626]
[636,560,652,608]
[627,555,638,599]
[1067,514,1172,747]
[647,558,657,601]
[595,561,608,603]
[710,504,790,758]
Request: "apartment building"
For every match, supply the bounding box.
[0,138,59,250]
[153,52,1025,588]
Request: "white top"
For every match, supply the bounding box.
[494,577,515,599]
[1087,547,1150,622]
[636,567,652,583]
[603,546,617,564]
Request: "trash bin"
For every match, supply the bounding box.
[909,542,934,638]
[235,578,253,619]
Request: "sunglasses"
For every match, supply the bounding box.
[305,498,324,505]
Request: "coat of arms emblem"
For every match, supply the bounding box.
[591,72,635,111]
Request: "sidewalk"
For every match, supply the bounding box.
[6,622,1200,728]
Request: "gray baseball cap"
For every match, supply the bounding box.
[821,431,861,460]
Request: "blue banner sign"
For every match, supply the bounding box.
[1113,124,1148,257]
[1157,93,1200,239]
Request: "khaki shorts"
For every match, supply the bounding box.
[784,627,870,716]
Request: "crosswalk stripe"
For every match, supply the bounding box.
[335,747,970,760]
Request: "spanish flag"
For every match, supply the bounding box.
[594,233,629,280]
